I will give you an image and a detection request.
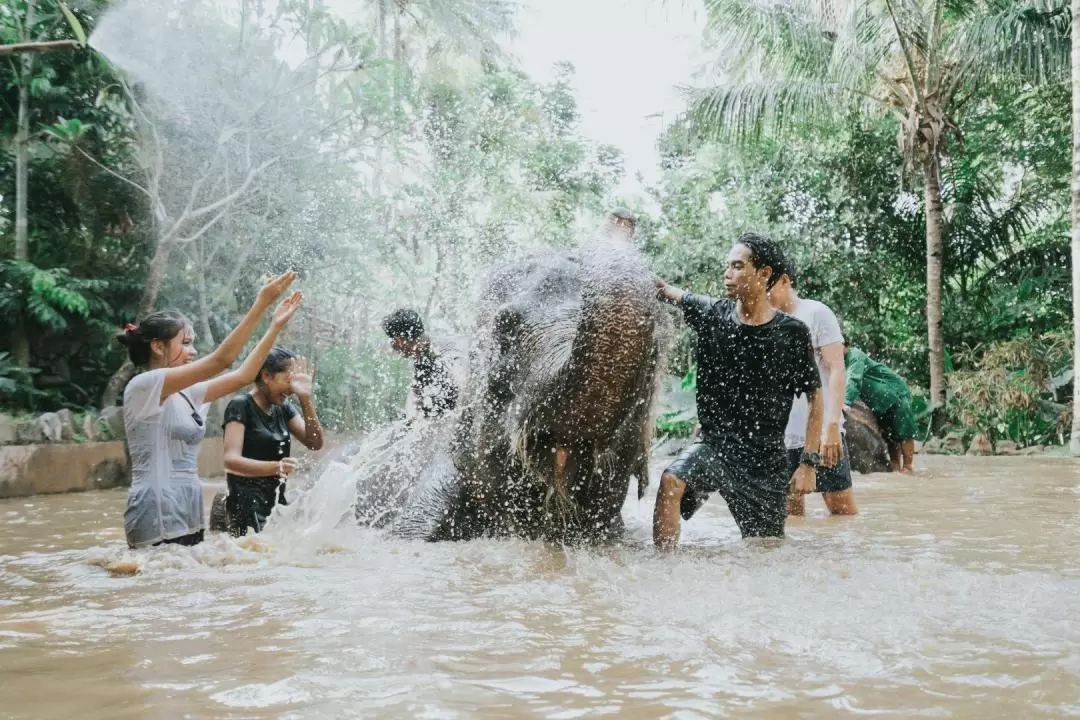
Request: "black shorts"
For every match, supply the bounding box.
[786,435,854,494]
[226,477,286,537]
[153,530,204,547]
[665,441,787,538]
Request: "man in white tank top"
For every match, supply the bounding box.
[769,258,857,516]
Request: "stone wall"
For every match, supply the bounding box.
[0,433,345,500]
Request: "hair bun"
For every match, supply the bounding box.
[116,322,140,347]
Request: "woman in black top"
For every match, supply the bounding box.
[222,346,324,535]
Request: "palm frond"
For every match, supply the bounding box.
[683,76,852,142]
[692,0,889,141]
[407,0,517,59]
[945,0,1069,89]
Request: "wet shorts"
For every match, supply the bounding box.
[226,477,286,537]
[665,441,787,538]
[880,400,918,443]
[786,434,853,494]
[153,530,204,547]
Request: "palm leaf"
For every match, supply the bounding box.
[946,0,1070,89]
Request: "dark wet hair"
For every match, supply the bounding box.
[382,308,424,340]
[735,232,785,289]
[116,310,189,367]
[780,257,798,289]
[257,346,297,385]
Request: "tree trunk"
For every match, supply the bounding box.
[100,237,174,407]
[1071,0,1080,455]
[11,1,36,368]
[923,153,947,416]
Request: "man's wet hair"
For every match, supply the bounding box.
[781,257,798,289]
[735,232,785,289]
[382,308,424,340]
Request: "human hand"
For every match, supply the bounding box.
[270,291,303,329]
[289,357,315,400]
[255,270,298,309]
[822,422,842,467]
[791,464,816,495]
[276,457,299,477]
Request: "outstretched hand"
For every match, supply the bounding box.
[256,270,298,309]
[271,291,303,329]
[289,357,315,400]
[654,276,683,304]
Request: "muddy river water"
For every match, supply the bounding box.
[1,455,1078,718]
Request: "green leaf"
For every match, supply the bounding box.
[58,1,88,47]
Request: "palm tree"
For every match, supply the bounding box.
[1071,0,1080,455]
[688,0,1069,415]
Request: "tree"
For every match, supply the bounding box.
[1072,0,1080,454]
[81,0,367,406]
[688,0,1069,414]
[0,0,87,366]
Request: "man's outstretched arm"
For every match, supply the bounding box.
[654,277,685,305]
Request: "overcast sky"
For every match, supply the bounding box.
[511,0,706,199]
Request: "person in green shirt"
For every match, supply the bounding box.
[843,339,917,473]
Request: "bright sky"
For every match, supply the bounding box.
[510,0,706,199]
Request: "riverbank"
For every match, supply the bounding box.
[0,433,348,500]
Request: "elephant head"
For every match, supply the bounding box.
[414,238,672,542]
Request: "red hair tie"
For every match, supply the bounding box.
[124,323,138,333]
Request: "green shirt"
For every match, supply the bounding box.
[844,347,911,414]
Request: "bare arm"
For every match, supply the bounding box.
[819,342,846,466]
[654,277,686,305]
[820,343,846,427]
[203,292,303,405]
[287,396,324,451]
[223,421,281,477]
[159,271,297,403]
[804,388,824,454]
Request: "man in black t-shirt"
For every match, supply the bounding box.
[381,308,459,420]
[654,233,824,547]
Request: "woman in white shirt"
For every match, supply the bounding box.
[116,271,302,549]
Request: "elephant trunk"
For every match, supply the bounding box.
[559,262,657,440]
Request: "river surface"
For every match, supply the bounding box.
[1,454,1079,719]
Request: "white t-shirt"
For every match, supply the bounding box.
[122,369,210,548]
[784,298,845,449]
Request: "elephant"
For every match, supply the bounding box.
[844,401,894,474]
[352,238,673,543]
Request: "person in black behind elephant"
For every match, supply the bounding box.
[382,308,459,422]
[222,347,324,536]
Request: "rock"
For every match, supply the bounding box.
[98,406,126,441]
[88,458,130,490]
[922,436,945,454]
[82,414,98,442]
[37,413,64,443]
[966,432,993,456]
[994,440,1020,456]
[15,418,44,444]
[942,432,966,455]
[55,409,76,442]
[0,415,17,445]
[845,401,893,473]
[1020,444,1046,456]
